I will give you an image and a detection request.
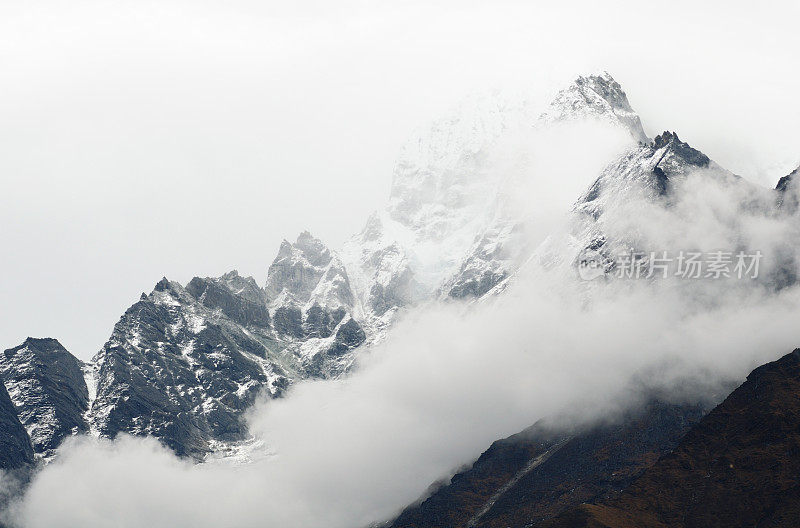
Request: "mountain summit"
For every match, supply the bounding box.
[541,71,649,143]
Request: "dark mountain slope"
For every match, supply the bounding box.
[386,400,708,528]
[542,349,800,528]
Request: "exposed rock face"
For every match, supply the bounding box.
[304,304,347,339]
[90,276,288,459]
[386,400,707,528]
[84,233,367,460]
[541,349,800,528]
[0,380,34,469]
[0,338,88,456]
[272,305,305,339]
[440,220,522,299]
[266,231,355,310]
[327,318,367,356]
[776,166,797,194]
[777,166,799,212]
[576,131,721,221]
[186,271,271,329]
[450,130,738,300]
[266,232,367,378]
[528,129,785,293]
[0,234,369,463]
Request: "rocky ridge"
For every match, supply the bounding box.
[0,338,88,458]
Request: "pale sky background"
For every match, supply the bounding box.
[1,0,799,360]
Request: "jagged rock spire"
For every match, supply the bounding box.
[265,231,355,310]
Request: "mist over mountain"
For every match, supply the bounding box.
[2,66,800,528]
[3,72,650,464]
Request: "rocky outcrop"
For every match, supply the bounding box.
[90,277,288,460]
[327,318,367,356]
[86,233,369,460]
[185,271,271,329]
[776,166,797,194]
[776,165,799,212]
[0,380,34,469]
[266,232,367,377]
[576,131,724,221]
[266,231,355,310]
[0,338,88,456]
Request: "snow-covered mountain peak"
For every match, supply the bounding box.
[293,231,334,267]
[213,270,265,305]
[153,276,173,292]
[266,231,356,313]
[651,131,711,168]
[386,71,646,241]
[576,129,726,219]
[346,72,653,305]
[541,71,648,143]
[149,277,185,306]
[549,128,771,290]
[391,93,520,178]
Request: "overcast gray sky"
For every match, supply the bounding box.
[2,0,799,360]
